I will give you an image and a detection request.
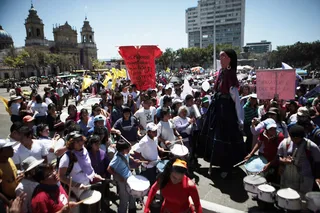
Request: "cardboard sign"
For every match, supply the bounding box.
[256,69,296,100]
[118,46,162,91]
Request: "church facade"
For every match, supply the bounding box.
[24,4,97,71]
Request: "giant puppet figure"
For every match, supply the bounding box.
[202,49,245,179]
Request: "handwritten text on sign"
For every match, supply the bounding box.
[119,46,162,91]
[256,69,296,100]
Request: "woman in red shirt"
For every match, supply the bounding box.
[31,164,78,213]
[144,158,202,213]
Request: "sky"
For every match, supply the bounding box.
[0,0,319,59]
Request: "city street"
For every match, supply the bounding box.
[0,85,263,213]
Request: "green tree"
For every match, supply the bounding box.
[91,59,106,70]
[3,49,29,78]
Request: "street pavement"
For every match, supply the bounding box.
[0,85,262,213]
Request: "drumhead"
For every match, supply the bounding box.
[244,156,268,173]
[306,192,320,200]
[170,144,189,156]
[258,184,275,193]
[243,175,266,185]
[127,175,150,191]
[277,188,300,199]
[79,190,102,205]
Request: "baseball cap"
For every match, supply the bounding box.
[21,156,44,172]
[266,123,277,130]
[173,99,183,104]
[68,131,82,140]
[23,115,35,123]
[94,115,105,122]
[297,107,309,117]
[202,97,209,103]
[0,139,17,149]
[146,123,158,132]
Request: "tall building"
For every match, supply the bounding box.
[0,25,14,50]
[186,0,245,48]
[245,40,272,53]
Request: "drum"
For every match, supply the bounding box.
[305,192,320,212]
[170,144,189,159]
[257,184,276,203]
[243,175,266,194]
[79,190,101,205]
[276,188,301,211]
[126,175,150,198]
[156,160,169,173]
[244,155,268,175]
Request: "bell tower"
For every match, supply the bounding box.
[80,17,97,70]
[25,3,46,46]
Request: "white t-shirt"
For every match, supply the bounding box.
[135,135,159,168]
[31,102,48,117]
[37,139,56,164]
[121,91,129,104]
[15,179,39,213]
[45,97,53,105]
[134,107,156,130]
[157,120,176,143]
[12,140,48,166]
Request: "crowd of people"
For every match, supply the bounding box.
[0,48,320,213]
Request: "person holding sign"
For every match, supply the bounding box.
[202,49,245,179]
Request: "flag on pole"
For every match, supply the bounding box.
[0,96,11,115]
[81,75,93,91]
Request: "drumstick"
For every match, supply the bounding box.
[233,159,247,168]
[119,134,132,146]
[75,197,91,205]
[68,177,72,206]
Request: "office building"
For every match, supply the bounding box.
[245,40,272,53]
[186,0,245,48]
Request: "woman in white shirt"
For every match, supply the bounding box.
[30,94,48,125]
[173,106,195,152]
[44,91,53,105]
[9,95,23,123]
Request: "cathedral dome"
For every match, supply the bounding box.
[0,25,14,50]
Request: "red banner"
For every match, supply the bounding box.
[118,45,162,91]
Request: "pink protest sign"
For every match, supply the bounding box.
[256,69,296,100]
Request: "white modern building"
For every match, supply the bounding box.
[186,0,245,48]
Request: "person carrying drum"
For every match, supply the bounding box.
[107,140,137,213]
[278,124,320,195]
[245,121,284,183]
[134,123,165,186]
[144,158,202,213]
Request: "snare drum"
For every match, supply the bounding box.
[156,160,169,173]
[257,184,276,203]
[243,175,266,194]
[170,144,189,159]
[305,192,320,212]
[244,155,268,175]
[126,175,150,198]
[79,190,102,205]
[276,188,301,211]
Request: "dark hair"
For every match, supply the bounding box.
[20,126,34,138]
[185,94,193,102]
[116,139,130,152]
[33,164,53,182]
[86,135,101,151]
[163,96,172,105]
[10,122,24,133]
[91,104,101,116]
[160,108,171,119]
[35,94,42,104]
[64,121,80,136]
[113,92,123,102]
[67,104,77,115]
[80,108,89,120]
[157,157,186,189]
[289,124,305,138]
[48,103,56,111]
[36,124,48,137]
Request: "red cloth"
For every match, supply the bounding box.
[258,131,284,163]
[144,175,202,213]
[66,112,80,122]
[31,185,68,213]
[214,69,239,94]
[119,46,162,91]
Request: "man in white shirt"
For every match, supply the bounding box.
[134,96,157,135]
[12,126,48,170]
[134,123,164,185]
